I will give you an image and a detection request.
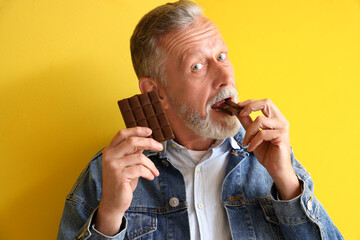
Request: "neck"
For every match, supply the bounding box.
[174,130,215,151]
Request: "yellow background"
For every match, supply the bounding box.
[0,0,359,239]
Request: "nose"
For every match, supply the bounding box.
[211,61,234,89]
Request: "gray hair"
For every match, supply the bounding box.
[130,0,203,85]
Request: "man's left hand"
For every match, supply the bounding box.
[237,99,301,200]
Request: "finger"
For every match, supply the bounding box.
[112,136,163,157]
[119,153,160,177]
[123,164,157,181]
[247,129,284,152]
[242,116,284,145]
[239,98,279,119]
[237,99,256,107]
[109,127,153,147]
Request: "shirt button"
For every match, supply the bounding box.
[197,203,204,210]
[169,197,179,207]
[162,160,169,167]
[195,166,201,173]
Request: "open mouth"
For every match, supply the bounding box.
[211,97,231,110]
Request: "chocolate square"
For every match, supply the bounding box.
[118,91,175,142]
[219,100,243,116]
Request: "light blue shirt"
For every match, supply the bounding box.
[166,138,240,240]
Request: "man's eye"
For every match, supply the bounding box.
[217,53,226,61]
[192,63,203,71]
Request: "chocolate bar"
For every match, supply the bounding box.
[219,100,243,116]
[118,91,175,142]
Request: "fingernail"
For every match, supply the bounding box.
[157,142,164,150]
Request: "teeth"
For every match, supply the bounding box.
[210,96,233,109]
[211,100,225,109]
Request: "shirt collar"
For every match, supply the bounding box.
[229,137,241,150]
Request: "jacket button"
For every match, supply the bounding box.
[169,197,179,207]
[162,160,169,167]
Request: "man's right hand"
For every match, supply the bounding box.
[94,127,163,236]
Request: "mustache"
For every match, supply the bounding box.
[207,87,239,108]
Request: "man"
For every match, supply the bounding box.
[58,1,343,239]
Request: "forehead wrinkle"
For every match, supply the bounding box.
[166,26,218,54]
[160,18,225,68]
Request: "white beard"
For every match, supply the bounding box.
[168,87,241,139]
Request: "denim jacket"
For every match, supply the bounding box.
[58,127,343,239]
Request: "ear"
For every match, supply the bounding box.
[139,77,157,93]
[139,77,170,109]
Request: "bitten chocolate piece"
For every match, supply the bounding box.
[219,100,243,116]
[118,91,175,142]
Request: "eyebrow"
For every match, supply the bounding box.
[179,39,228,69]
[180,52,200,70]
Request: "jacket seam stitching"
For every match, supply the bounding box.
[127,203,188,214]
[125,216,156,239]
[66,194,94,215]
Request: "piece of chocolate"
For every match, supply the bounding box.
[219,100,243,116]
[118,91,175,142]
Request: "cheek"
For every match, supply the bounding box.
[191,88,212,116]
[166,73,211,113]
[176,87,208,114]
